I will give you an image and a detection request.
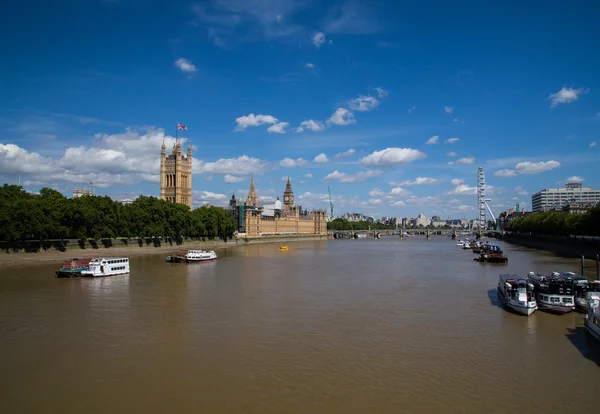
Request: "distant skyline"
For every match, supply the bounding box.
[1,0,599,218]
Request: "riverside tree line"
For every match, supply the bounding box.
[326,218,395,231]
[506,205,600,237]
[0,184,236,241]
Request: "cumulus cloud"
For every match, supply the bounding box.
[297,119,325,132]
[267,122,289,134]
[327,108,356,126]
[591,142,597,148]
[445,137,460,144]
[374,87,388,98]
[349,95,380,112]
[444,106,453,114]
[447,184,477,196]
[195,155,268,176]
[549,86,587,108]
[397,177,441,186]
[235,113,279,131]
[304,173,313,178]
[368,188,384,197]
[451,179,464,186]
[335,148,355,158]
[279,157,308,167]
[313,153,329,163]
[312,31,327,47]
[425,135,439,145]
[448,157,475,165]
[447,151,457,157]
[359,147,426,166]
[175,58,197,73]
[494,160,561,177]
[390,187,411,196]
[514,186,529,195]
[360,198,382,206]
[224,174,246,184]
[560,176,586,183]
[323,169,382,183]
[305,62,315,68]
[390,200,406,207]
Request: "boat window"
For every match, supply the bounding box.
[563,298,573,304]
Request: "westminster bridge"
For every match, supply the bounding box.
[328,228,503,240]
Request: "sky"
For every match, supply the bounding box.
[1,0,599,219]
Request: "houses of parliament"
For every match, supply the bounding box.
[159,141,327,237]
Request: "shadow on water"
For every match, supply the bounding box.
[487,288,503,309]
[565,326,600,366]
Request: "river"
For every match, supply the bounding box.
[1,237,599,413]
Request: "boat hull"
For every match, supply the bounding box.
[584,316,600,342]
[185,258,216,263]
[497,287,537,316]
[55,268,88,278]
[537,303,574,314]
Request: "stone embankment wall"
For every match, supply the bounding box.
[501,233,600,259]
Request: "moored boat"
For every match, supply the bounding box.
[279,246,288,251]
[81,257,130,277]
[55,258,91,278]
[474,245,508,263]
[566,272,600,313]
[527,271,575,314]
[166,254,185,263]
[497,274,538,316]
[584,299,600,342]
[184,250,217,263]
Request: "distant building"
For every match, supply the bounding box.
[431,215,441,222]
[498,210,532,230]
[160,139,192,209]
[531,183,600,213]
[73,186,94,198]
[562,201,598,214]
[119,198,134,205]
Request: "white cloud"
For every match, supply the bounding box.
[360,198,382,206]
[174,58,197,73]
[448,157,475,165]
[445,137,460,144]
[425,135,439,145]
[494,169,517,177]
[374,87,388,98]
[224,174,246,184]
[313,153,329,163]
[335,148,355,158]
[267,121,289,134]
[513,186,529,195]
[279,157,308,168]
[549,86,587,108]
[235,113,278,131]
[591,142,597,148]
[444,106,453,114]
[447,151,457,157]
[451,179,464,186]
[304,173,313,178]
[408,106,416,114]
[447,184,477,196]
[448,198,461,205]
[305,62,315,68]
[196,155,268,176]
[195,190,227,201]
[298,119,325,132]
[312,31,326,47]
[390,200,406,207]
[349,95,380,112]
[563,176,586,183]
[368,188,384,197]
[323,169,383,183]
[359,147,426,166]
[390,187,411,196]
[327,108,356,126]
[456,205,473,212]
[398,177,441,186]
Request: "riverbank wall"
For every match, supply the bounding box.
[501,233,600,259]
[0,234,328,268]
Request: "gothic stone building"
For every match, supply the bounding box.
[229,177,327,237]
[160,140,192,209]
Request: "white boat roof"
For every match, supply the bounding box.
[90,257,129,261]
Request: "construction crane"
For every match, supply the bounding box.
[328,186,334,221]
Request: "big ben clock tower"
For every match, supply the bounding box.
[283,177,294,212]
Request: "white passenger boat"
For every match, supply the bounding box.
[527,272,575,314]
[81,257,130,277]
[456,240,465,247]
[584,299,600,342]
[184,250,217,263]
[497,274,538,316]
[567,273,600,312]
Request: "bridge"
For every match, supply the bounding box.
[329,228,503,240]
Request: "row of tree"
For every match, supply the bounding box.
[327,218,395,231]
[0,185,237,241]
[506,205,600,237]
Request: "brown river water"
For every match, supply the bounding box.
[1,237,600,413]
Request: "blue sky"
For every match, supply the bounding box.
[1,0,599,219]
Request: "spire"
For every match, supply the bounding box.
[284,176,293,193]
[246,175,260,207]
[187,141,192,155]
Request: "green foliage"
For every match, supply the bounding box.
[326,218,395,231]
[0,184,237,241]
[506,206,600,237]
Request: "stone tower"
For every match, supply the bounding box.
[283,177,294,212]
[246,176,260,207]
[160,139,192,209]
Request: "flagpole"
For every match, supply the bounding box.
[176,121,178,141]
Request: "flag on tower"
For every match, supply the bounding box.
[177,123,187,131]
